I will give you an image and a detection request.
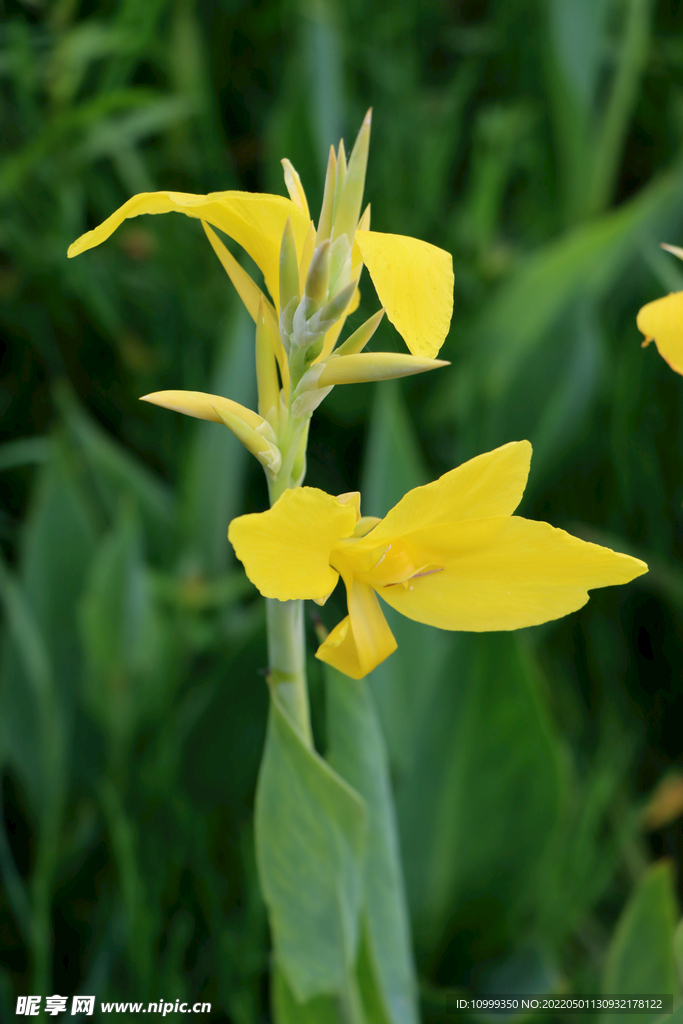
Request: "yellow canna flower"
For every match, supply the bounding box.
[228,441,648,679]
[638,291,683,376]
[67,111,454,362]
[637,243,683,376]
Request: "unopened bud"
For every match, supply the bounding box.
[332,109,372,244]
[661,242,683,261]
[317,352,449,387]
[316,146,337,246]
[304,240,330,308]
[279,218,300,313]
[331,139,347,226]
[211,405,282,476]
[140,390,263,428]
[335,309,385,356]
[281,159,310,219]
[316,281,357,329]
[255,296,281,419]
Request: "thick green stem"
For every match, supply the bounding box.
[266,598,312,747]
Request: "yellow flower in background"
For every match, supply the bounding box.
[228,441,648,679]
[637,242,683,375]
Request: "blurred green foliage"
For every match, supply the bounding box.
[2,0,683,1020]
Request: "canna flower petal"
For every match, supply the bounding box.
[377,517,647,632]
[228,487,357,601]
[637,291,683,376]
[355,230,454,358]
[67,190,311,310]
[228,444,647,678]
[202,221,289,391]
[316,576,397,680]
[369,440,532,540]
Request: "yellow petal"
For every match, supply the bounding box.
[228,487,357,600]
[355,229,454,358]
[141,390,263,429]
[351,204,370,273]
[202,221,289,392]
[68,189,310,310]
[315,577,397,678]
[637,291,683,376]
[281,159,311,219]
[378,517,647,631]
[315,617,364,678]
[367,441,532,542]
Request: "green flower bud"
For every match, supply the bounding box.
[279,218,300,313]
[304,240,330,308]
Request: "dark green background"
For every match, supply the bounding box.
[1,0,683,1019]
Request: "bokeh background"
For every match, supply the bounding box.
[2,0,683,1019]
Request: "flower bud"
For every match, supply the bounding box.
[211,405,282,476]
[304,240,330,308]
[317,352,449,386]
[255,296,281,420]
[279,218,300,313]
[332,109,372,244]
[316,146,337,246]
[335,309,385,356]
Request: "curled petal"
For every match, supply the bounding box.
[637,291,683,376]
[315,577,396,678]
[228,487,357,601]
[355,229,453,358]
[378,517,647,632]
[68,190,310,310]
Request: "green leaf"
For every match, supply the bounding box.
[273,965,343,1024]
[181,304,256,575]
[443,165,683,417]
[79,504,173,758]
[0,435,50,470]
[674,917,683,990]
[361,380,428,520]
[603,860,678,1022]
[255,687,367,1002]
[653,1005,683,1024]
[53,379,175,542]
[325,668,419,1024]
[0,435,93,816]
[399,634,566,955]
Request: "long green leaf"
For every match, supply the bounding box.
[255,686,367,1002]
[182,304,256,574]
[325,667,419,1024]
[603,860,679,1023]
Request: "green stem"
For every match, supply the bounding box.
[266,598,312,747]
